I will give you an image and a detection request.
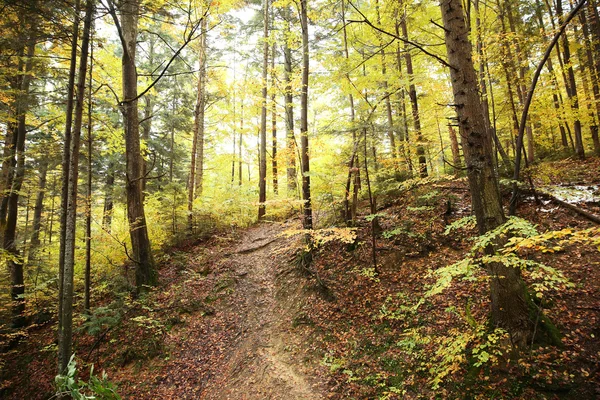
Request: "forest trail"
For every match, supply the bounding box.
[201,220,323,399]
[144,222,326,400]
[168,220,327,400]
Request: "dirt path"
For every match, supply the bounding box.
[199,221,326,399]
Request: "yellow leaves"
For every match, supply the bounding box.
[280,227,357,248]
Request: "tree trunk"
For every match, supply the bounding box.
[29,158,48,257]
[448,125,462,175]
[440,0,535,348]
[58,0,93,373]
[580,6,600,155]
[271,42,278,195]
[557,0,585,159]
[258,0,269,220]
[84,32,94,313]
[283,9,297,195]
[400,5,427,177]
[300,0,312,229]
[193,16,208,199]
[102,164,115,234]
[141,37,154,194]
[116,0,156,288]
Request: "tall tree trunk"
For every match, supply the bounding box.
[258,0,269,220]
[557,0,585,158]
[29,158,48,258]
[448,125,462,175]
[84,32,94,313]
[300,0,312,229]
[283,8,297,194]
[193,17,208,199]
[440,0,535,348]
[271,42,278,195]
[141,37,154,194]
[5,35,36,329]
[58,0,93,373]
[400,4,427,177]
[102,164,115,234]
[580,6,600,155]
[111,0,156,289]
[57,0,81,354]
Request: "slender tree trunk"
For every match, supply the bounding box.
[283,9,297,194]
[271,42,278,195]
[29,159,48,258]
[580,7,600,155]
[57,0,81,355]
[258,0,269,220]
[113,0,156,289]
[440,0,535,348]
[84,32,94,313]
[300,0,312,229]
[239,102,244,186]
[58,0,93,373]
[193,17,208,199]
[102,164,114,233]
[5,35,35,329]
[400,5,427,177]
[557,0,585,158]
[141,37,154,194]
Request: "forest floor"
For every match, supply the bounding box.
[1,157,600,399]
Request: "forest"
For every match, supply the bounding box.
[0,0,599,398]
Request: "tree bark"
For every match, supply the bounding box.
[112,0,156,288]
[283,8,297,194]
[271,42,278,195]
[258,0,269,220]
[400,5,427,177]
[440,0,535,348]
[300,0,312,229]
[193,16,208,199]
[58,0,93,373]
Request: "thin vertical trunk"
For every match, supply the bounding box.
[188,17,207,230]
[29,158,48,257]
[239,102,244,186]
[580,6,600,155]
[400,4,427,177]
[194,17,208,198]
[58,0,93,373]
[535,0,571,150]
[258,0,269,220]
[57,0,81,354]
[5,28,36,330]
[557,0,585,158]
[102,164,114,233]
[271,42,278,195]
[283,8,297,194]
[300,0,312,229]
[46,175,56,245]
[141,37,154,194]
[84,31,94,313]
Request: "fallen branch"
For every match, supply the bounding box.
[538,192,600,224]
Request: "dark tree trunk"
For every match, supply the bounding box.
[557,0,585,158]
[283,9,297,194]
[29,158,48,256]
[271,42,278,195]
[300,0,312,229]
[400,6,427,177]
[193,16,208,199]
[5,36,36,330]
[58,0,93,373]
[111,0,156,288]
[258,0,269,220]
[440,0,535,348]
[102,164,115,234]
[84,32,94,313]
